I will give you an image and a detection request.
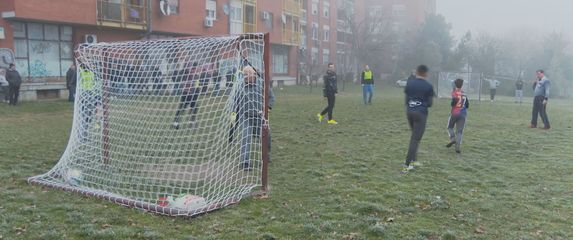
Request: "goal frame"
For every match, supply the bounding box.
[28,33,272,217]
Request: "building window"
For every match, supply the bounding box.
[336,30,344,43]
[392,4,406,16]
[371,6,383,17]
[263,12,274,29]
[311,47,319,64]
[230,5,243,22]
[98,0,148,22]
[245,4,256,26]
[272,45,289,74]
[323,1,330,18]
[323,26,330,41]
[301,27,307,48]
[12,22,73,78]
[311,0,318,15]
[312,23,318,40]
[206,0,216,20]
[323,49,330,65]
[392,21,403,32]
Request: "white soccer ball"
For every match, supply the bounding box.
[65,169,83,186]
[167,194,206,210]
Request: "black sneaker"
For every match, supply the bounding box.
[446,140,456,148]
[241,162,251,171]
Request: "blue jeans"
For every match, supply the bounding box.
[363,84,374,104]
[240,117,262,167]
[214,82,220,95]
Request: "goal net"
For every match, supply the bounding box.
[28,33,271,216]
[437,71,483,100]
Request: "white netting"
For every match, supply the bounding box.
[437,72,482,100]
[29,34,270,216]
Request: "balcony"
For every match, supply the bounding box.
[282,29,301,46]
[97,0,147,30]
[244,23,257,33]
[243,0,257,33]
[284,0,302,16]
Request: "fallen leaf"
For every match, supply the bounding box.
[342,232,359,240]
[256,194,269,199]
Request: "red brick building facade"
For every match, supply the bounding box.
[0,0,433,100]
[0,0,302,100]
[299,0,338,83]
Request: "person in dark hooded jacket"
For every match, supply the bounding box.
[66,63,77,102]
[6,63,22,106]
[316,63,338,124]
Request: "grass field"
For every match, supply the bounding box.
[1,84,572,239]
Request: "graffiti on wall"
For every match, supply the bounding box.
[29,41,59,77]
[0,48,15,69]
[30,60,50,77]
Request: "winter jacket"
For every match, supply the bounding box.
[323,70,338,95]
[6,69,22,86]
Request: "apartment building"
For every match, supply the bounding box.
[0,0,302,100]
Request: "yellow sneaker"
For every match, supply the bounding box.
[327,119,338,125]
[317,113,324,123]
[401,165,414,174]
[230,112,237,123]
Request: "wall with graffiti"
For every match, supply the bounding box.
[12,22,73,79]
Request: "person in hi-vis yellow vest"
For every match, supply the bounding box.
[79,64,102,140]
[361,65,375,105]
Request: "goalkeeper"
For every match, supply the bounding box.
[231,66,274,169]
[172,63,201,129]
[78,63,102,141]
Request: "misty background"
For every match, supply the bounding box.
[349,0,573,98]
[438,0,573,38]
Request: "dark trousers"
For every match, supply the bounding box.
[447,114,466,151]
[174,93,199,123]
[68,86,76,102]
[490,89,496,101]
[531,95,550,127]
[406,111,428,165]
[320,94,335,120]
[79,93,101,141]
[8,85,20,105]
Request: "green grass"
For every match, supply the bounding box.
[1,85,573,239]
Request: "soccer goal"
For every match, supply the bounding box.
[28,33,272,216]
[437,71,484,101]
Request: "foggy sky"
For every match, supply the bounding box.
[438,0,573,39]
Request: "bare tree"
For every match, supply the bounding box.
[339,8,394,85]
[469,32,500,76]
